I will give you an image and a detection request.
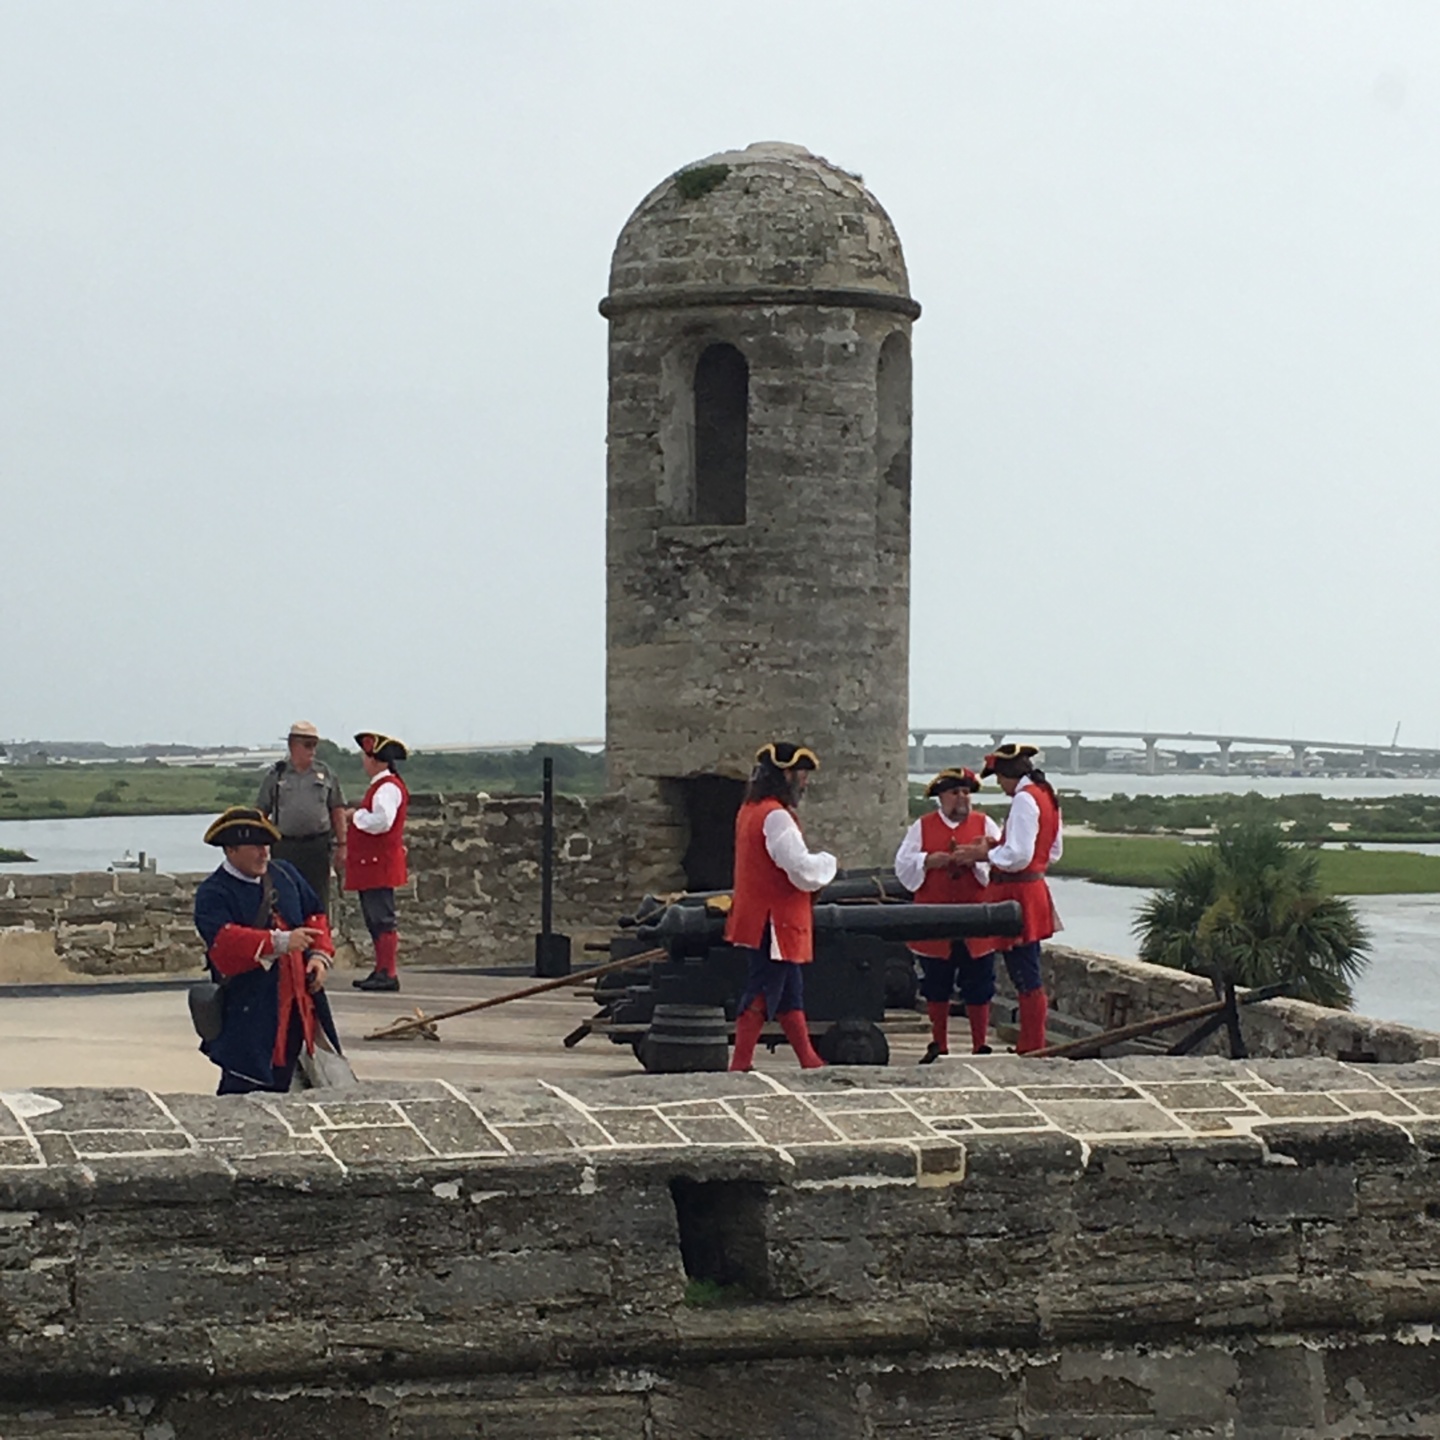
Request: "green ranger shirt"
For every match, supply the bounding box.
[256,761,346,841]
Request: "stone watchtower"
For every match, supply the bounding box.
[601,142,918,889]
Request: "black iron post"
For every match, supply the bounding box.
[534,756,571,977]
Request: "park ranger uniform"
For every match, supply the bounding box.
[257,729,345,911]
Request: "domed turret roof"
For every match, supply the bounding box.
[602,142,916,317]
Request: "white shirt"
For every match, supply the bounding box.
[893,807,1002,893]
[762,808,837,892]
[353,770,403,834]
[760,807,836,959]
[987,775,1064,873]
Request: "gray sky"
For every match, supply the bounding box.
[3,1,1436,750]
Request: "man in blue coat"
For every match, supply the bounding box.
[193,807,343,1094]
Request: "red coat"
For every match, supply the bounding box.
[345,772,409,891]
[990,782,1061,948]
[724,798,816,963]
[909,809,1001,960]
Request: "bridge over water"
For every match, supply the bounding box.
[909,727,1440,776]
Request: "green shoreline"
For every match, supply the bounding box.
[1052,835,1440,895]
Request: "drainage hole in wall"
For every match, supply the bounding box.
[670,1178,769,1304]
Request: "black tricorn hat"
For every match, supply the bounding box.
[980,742,1039,778]
[926,767,980,797]
[755,741,820,772]
[204,806,282,848]
[355,731,409,764]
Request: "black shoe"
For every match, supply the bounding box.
[353,971,400,992]
[973,1044,993,1056]
[920,1041,946,1066]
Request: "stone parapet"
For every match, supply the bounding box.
[353,790,635,967]
[1043,942,1440,1064]
[0,869,208,976]
[0,1059,1438,1434]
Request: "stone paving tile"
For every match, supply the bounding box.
[1331,1090,1421,1117]
[1177,1111,1246,1133]
[29,1088,178,1132]
[314,1101,403,1128]
[806,1090,909,1113]
[900,1089,1038,1119]
[823,1110,939,1142]
[399,1099,507,1155]
[1017,1085,1143,1102]
[200,1135,328,1159]
[69,1130,194,1157]
[526,1073,773,1107]
[1135,1083,1257,1111]
[729,1096,842,1146]
[32,1133,79,1164]
[1103,1055,1261,1082]
[777,1068,957,1094]
[652,1099,729,1118]
[1034,1100,1186,1136]
[0,1137,40,1166]
[929,1118,978,1132]
[1248,1093,1349,1119]
[1396,1089,1440,1114]
[665,1115,755,1146]
[0,1104,24,1137]
[323,1125,435,1165]
[587,1109,685,1146]
[970,1114,1052,1130]
[491,1123,576,1153]
[1247,1060,1383,1092]
[1373,1062,1440,1087]
[159,1094,296,1142]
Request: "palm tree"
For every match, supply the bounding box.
[1133,820,1370,1008]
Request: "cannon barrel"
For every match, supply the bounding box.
[638,899,1022,950]
[624,872,910,923]
[813,901,1022,941]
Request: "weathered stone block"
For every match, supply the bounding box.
[66,874,116,900]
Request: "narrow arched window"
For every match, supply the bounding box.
[693,343,748,525]
[875,331,912,537]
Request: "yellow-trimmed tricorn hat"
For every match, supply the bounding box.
[204,806,282,847]
[355,732,408,764]
[926,767,980,797]
[980,742,1039,778]
[755,741,820,772]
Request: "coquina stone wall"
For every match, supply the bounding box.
[0,792,641,976]
[1041,943,1440,1065]
[0,1057,1437,1437]
[331,790,639,967]
[0,869,205,975]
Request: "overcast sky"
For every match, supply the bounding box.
[2,1,1436,751]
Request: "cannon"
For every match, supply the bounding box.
[586,893,1023,1071]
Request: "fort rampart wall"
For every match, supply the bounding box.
[0,1058,1437,1437]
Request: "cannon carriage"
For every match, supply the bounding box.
[582,877,1023,1072]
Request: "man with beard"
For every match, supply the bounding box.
[894,767,1004,1061]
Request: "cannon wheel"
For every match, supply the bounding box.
[815,1019,890,1067]
[883,954,918,1011]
